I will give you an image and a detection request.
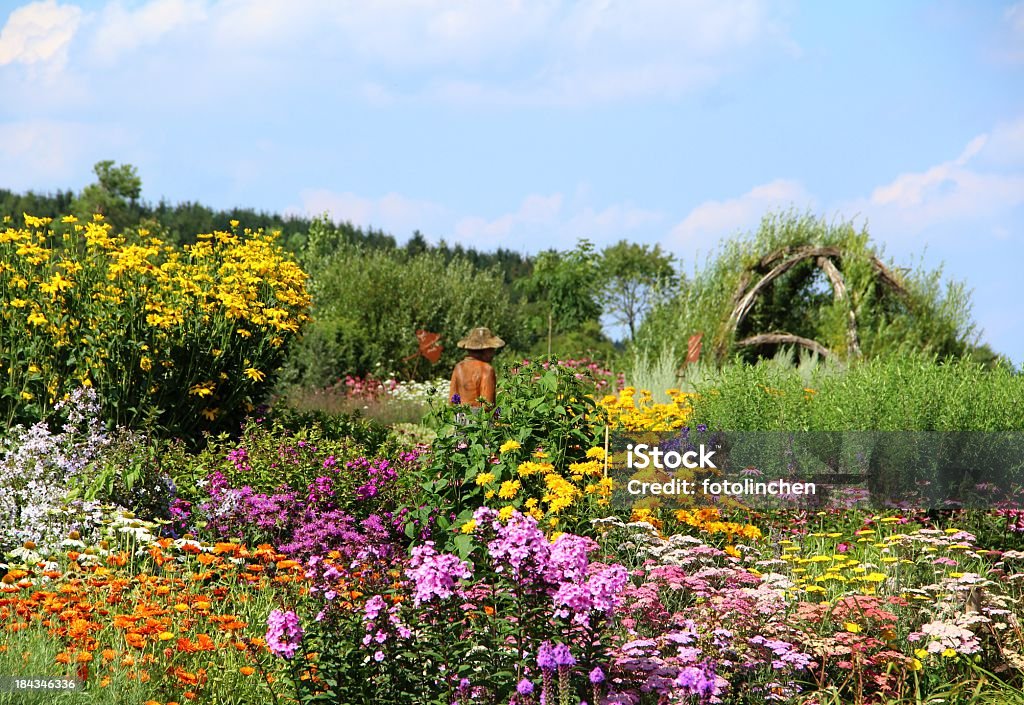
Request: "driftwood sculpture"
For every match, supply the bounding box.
[716,245,909,361]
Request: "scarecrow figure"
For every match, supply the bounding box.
[449,327,504,407]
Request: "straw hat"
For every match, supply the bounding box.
[457,327,505,350]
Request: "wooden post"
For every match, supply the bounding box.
[547,310,553,357]
[604,425,610,479]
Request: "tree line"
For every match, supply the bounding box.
[4,160,1004,382]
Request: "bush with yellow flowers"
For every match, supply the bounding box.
[0,214,311,435]
[411,358,617,545]
[598,386,693,431]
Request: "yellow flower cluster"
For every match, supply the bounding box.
[598,387,693,431]
[473,445,615,530]
[774,519,974,601]
[0,215,311,431]
[673,507,763,542]
[780,536,900,599]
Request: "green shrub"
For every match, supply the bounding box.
[283,219,529,386]
[407,358,608,547]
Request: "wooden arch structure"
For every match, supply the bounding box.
[716,245,909,361]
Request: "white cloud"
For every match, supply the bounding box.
[0,0,81,70]
[90,0,207,64]
[667,179,813,247]
[0,120,130,189]
[208,0,556,66]
[2,0,791,107]
[419,0,790,105]
[454,193,563,244]
[1007,2,1024,37]
[998,2,1024,63]
[975,116,1024,167]
[296,189,663,250]
[850,123,1024,235]
[294,189,449,238]
[563,202,664,241]
[450,192,670,251]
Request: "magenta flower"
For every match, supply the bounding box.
[406,542,472,605]
[265,609,303,659]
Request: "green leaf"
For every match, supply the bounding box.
[453,533,473,558]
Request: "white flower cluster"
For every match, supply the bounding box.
[0,389,109,552]
[387,378,450,405]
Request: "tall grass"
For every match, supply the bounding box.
[687,354,1022,431]
[625,344,679,402]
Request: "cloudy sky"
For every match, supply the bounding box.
[2,0,1022,362]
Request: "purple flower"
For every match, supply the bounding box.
[517,679,534,695]
[552,643,576,668]
[537,641,557,670]
[549,533,596,582]
[451,393,461,404]
[675,662,718,699]
[487,511,552,582]
[307,475,334,504]
[265,609,303,659]
[589,667,605,684]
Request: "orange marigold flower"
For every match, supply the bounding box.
[173,667,201,686]
[68,618,93,639]
[126,633,147,649]
[240,666,255,676]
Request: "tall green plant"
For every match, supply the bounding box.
[637,210,979,367]
[408,358,603,547]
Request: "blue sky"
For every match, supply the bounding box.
[1,0,1022,363]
